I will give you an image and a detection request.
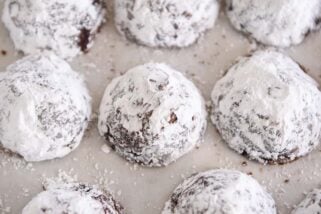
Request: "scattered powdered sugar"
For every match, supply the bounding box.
[0,148,35,171]
[211,50,321,164]
[101,144,111,154]
[226,0,321,47]
[114,0,219,47]
[0,53,91,162]
[2,0,106,59]
[98,63,207,167]
[0,198,11,214]
[162,169,276,214]
[43,169,79,188]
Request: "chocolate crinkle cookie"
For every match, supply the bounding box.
[292,189,321,214]
[114,0,219,48]
[0,53,91,162]
[98,63,207,167]
[211,50,321,164]
[2,0,106,59]
[22,182,124,214]
[226,0,321,47]
[162,169,276,214]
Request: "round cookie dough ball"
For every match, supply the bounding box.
[226,0,321,47]
[114,0,219,48]
[292,189,321,214]
[22,183,124,214]
[2,0,106,59]
[211,50,321,164]
[162,169,276,214]
[0,53,91,162]
[98,63,207,167]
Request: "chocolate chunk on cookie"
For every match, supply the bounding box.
[2,0,106,59]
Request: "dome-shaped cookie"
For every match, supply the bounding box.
[2,0,106,59]
[292,189,321,214]
[162,169,276,214]
[98,63,207,167]
[22,183,124,214]
[0,53,91,161]
[114,0,219,48]
[226,0,321,47]
[211,50,321,164]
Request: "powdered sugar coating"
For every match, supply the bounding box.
[226,0,321,47]
[98,63,207,167]
[2,0,106,59]
[211,50,321,164]
[291,189,321,214]
[0,53,91,162]
[114,0,219,48]
[22,183,124,214]
[162,169,276,214]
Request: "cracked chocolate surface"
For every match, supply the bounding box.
[211,50,321,164]
[98,63,207,167]
[114,0,219,48]
[2,0,106,59]
[0,53,91,162]
[162,169,276,214]
[22,183,124,214]
[226,0,321,47]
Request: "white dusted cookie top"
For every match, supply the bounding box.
[2,0,106,59]
[292,189,321,214]
[22,182,124,214]
[98,63,207,167]
[0,53,91,162]
[211,50,321,164]
[226,0,321,47]
[162,169,276,214]
[114,0,219,48]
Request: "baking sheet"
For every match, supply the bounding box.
[1,1,321,213]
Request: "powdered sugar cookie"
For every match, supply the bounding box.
[211,50,321,164]
[292,189,321,214]
[114,0,219,48]
[22,183,124,214]
[98,63,207,167]
[2,0,106,59]
[162,169,276,214]
[226,0,321,47]
[0,53,91,162]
